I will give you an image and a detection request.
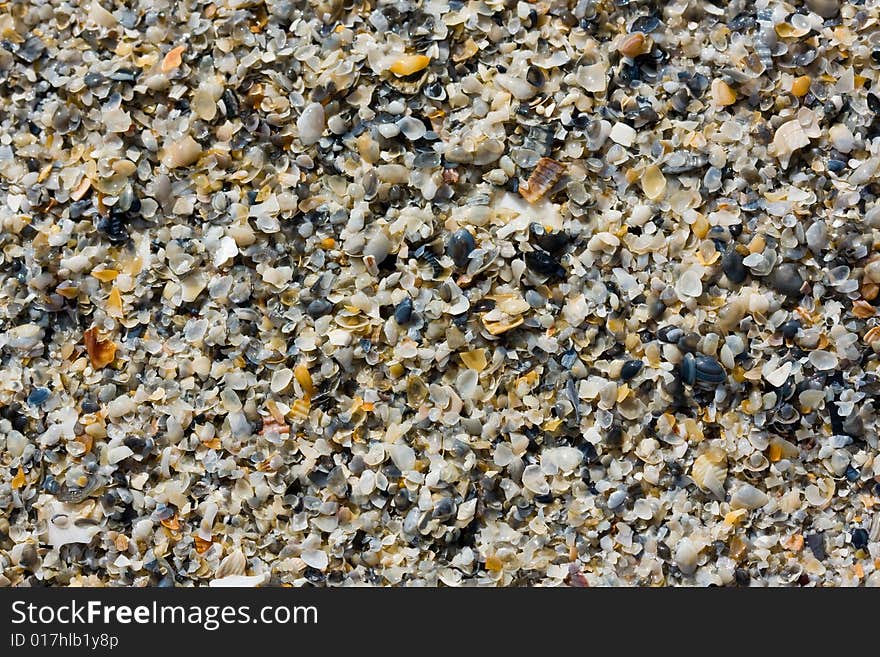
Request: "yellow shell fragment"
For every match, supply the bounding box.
[776,22,809,38]
[294,363,315,399]
[289,398,310,421]
[711,79,736,106]
[482,315,523,335]
[791,75,811,97]
[641,164,666,201]
[11,466,26,489]
[389,54,431,77]
[106,286,123,318]
[460,349,488,372]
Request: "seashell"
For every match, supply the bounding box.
[804,477,835,507]
[83,327,117,368]
[711,79,737,106]
[294,363,315,399]
[215,549,247,578]
[161,45,186,73]
[522,464,550,495]
[730,483,769,510]
[618,32,646,58]
[460,349,488,372]
[775,22,810,38]
[38,497,103,548]
[675,538,701,576]
[864,325,880,347]
[389,54,431,77]
[406,375,428,407]
[635,437,662,464]
[446,229,476,268]
[490,293,530,316]
[482,315,524,336]
[335,313,370,332]
[790,75,811,97]
[853,299,875,318]
[5,323,44,351]
[771,120,810,167]
[744,452,769,472]
[297,102,325,146]
[270,368,293,393]
[289,398,310,422]
[520,158,565,203]
[209,573,268,587]
[161,135,202,169]
[662,151,708,174]
[641,164,666,200]
[680,353,726,386]
[691,447,727,498]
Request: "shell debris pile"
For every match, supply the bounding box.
[1,0,880,588]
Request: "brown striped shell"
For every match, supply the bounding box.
[519,157,565,203]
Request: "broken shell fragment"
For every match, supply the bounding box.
[83,327,117,368]
[389,54,431,77]
[691,448,727,498]
[520,158,565,203]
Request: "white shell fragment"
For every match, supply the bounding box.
[730,484,770,510]
[298,102,326,146]
[609,122,636,147]
[38,497,103,549]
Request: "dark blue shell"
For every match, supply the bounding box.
[680,354,725,386]
[695,355,726,384]
[680,353,697,385]
[394,297,413,325]
[620,359,644,381]
[446,229,476,269]
[27,387,51,406]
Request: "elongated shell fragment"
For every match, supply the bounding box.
[520,157,565,203]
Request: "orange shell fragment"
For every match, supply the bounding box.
[11,466,26,489]
[84,327,117,368]
[162,45,186,73]
[194,535,214,554]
